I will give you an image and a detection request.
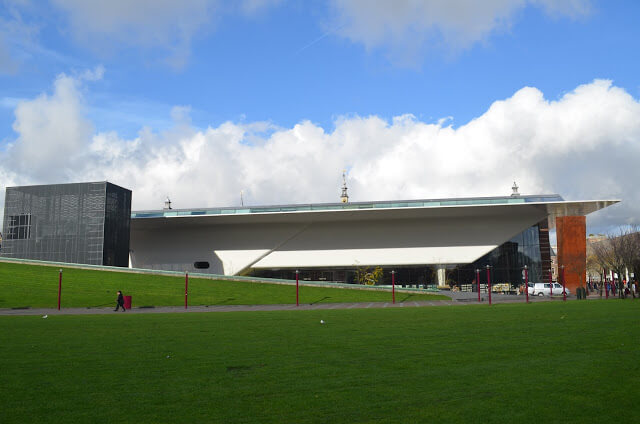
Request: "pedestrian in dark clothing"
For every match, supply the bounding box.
[114,290,126,312]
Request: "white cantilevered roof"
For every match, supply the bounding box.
[128,194,619,274]
[130,194,619,228]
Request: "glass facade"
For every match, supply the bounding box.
[456,222,546,288]
[1,182,131,267]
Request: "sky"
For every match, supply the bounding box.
[1,0,639,235]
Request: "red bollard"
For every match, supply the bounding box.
[476,269,481,303]
[185,271,189,309]
[486,265,492,306]
[296,270,299,307]
[524,265,529,304]
[57,269,62,310]
[391,270,396,304]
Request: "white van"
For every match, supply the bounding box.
[528,282,570,296]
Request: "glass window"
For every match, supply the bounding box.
[6,214,31,240]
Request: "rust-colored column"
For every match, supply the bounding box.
[556,216,586,293]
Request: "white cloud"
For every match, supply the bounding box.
[78,64,105,81]
[48,0,282,69]
[50,0,215,68]
[1,73,639,233]
[7,72,93,179]
[328,0,591,64]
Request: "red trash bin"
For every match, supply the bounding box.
[124,295,132,310]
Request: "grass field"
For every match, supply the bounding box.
[0,261,448,309]
[1,300,638,423]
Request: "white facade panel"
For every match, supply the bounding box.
[254,245,498,268]
[215,249,270,275]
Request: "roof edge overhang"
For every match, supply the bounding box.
[129,198,620,228]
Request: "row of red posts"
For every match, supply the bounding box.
[54,265,578,311]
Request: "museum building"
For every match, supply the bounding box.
[1,181,618,291]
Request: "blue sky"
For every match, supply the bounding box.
[2,1,639,137]
[0,0,639,232]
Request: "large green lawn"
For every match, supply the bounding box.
[0,262,447,309]
[1,300,638,423]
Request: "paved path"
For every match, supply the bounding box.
[0,293,571,316]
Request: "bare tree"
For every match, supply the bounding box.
[629,228,640,284]
[618,226,640,298]
[592,231,625,298]
[592,226,640,299]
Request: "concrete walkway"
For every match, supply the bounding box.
[0,292,569,316]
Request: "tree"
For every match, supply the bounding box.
[592,226,640,299]
[586,253,601,283]
[617,226,640,298]
[355,265,384,285]
[592,232,625,298]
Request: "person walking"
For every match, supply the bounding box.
[114,290,126,312]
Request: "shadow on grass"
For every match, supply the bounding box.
[308,296,331,305]
[398,294,420,303]
[88,303,112,308]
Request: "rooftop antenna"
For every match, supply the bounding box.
[164,196,172,210]
[340,170,349,203]
[511,181,520,197]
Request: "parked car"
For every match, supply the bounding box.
[528,282,570,296]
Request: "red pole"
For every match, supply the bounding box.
[57,269,62,310]
[392,270,396,304]
[486,265,492,306]
[185,271,189,309]
[476,269,481,302]
[604,269,609,299]
[562,265,566,301]
[296,270,299,307]
[524,265,529,303]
